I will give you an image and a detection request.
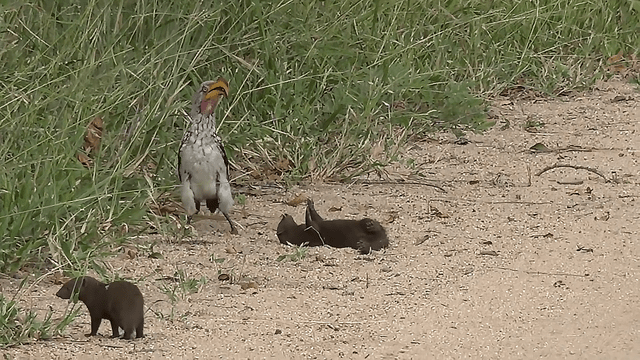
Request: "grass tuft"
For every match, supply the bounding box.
[277,244,309,262]
[0,294,54,347]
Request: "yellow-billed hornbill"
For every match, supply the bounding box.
[178,78,238,234]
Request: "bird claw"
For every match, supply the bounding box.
[222,212,238,234]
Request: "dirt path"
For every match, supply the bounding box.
[3,80,639,359]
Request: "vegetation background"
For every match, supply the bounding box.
[0,0,637,346]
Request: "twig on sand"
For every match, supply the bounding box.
[492,266,589,277]
[536,164,609,182]
[351,179,447,193]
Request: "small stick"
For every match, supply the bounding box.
[492,266,589,277]
[487,201,552,205]
[536,164,609,182]
[351,179,446,193]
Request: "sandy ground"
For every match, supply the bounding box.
[2,80,639,359]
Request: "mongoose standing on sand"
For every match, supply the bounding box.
[56,276,144,340]
[178,78,238,234]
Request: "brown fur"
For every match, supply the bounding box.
[277,200,390,253]
[56,276,144,340]
[307,199,389,253]
[276,214,324,247]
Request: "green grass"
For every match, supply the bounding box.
[277,244,310,262]
[0,0,637,344]
[158,269,207,304]
[0,293,55,347]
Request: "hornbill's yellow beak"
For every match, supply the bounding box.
[204,77,229,100]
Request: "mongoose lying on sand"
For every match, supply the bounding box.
[56,276,144,340]
[277,214,325,247]
[277,199,389,253]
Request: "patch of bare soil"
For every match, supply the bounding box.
[3,81,639,359]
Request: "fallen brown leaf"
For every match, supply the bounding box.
[149,202,181,217]
[606,50,624,65]
[126,248,138,259]
[286,194,308,206]
[77,152,92,168]
[275,157,292,172]
[608,64,627,73]
[83,117,103,154]
[77,117,104,168]
[225,245,239,254]
[239,279,259,290]
[51,272,67,285]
